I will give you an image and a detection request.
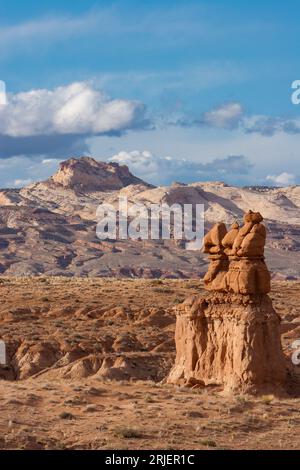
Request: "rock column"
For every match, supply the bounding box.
[167,211,287,393]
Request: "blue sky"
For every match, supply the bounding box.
[0,0,300,187]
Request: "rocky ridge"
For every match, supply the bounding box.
[0,156,300,278]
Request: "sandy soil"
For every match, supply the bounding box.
[1,278,300,450]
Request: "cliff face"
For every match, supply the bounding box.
[50,156,149,191]
[167,292,287,393]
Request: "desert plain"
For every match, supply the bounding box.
[1,277,300,450]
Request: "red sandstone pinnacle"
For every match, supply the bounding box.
[203,211,271,294]
[167,292,287,393]
[167,211,287,393]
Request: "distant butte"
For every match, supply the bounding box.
[49,156,153,192]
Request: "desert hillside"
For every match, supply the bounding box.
[1,277,300,450]
[0,156,300,278]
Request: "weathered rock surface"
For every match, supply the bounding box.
[50,156,149,191]
[168,211,288,394]
[203,211,271,294]
[167,292,287,393]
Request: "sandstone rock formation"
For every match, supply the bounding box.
[203,222,229,291]
[50,156,150,191]
[168,211,287,394]
[203,211,271,295]
[223,211,271,295]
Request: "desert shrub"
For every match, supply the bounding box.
[114,426,144,439]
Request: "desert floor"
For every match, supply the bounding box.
[1,278,300,450]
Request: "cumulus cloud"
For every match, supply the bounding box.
[244,115,300,136]
[174,102,300,137]
[110,150,252,185]
[201,102,244,130]
[266,172,296,186]
[0,82,147,159]
[0,82,145,138]
[173,102,244,130]
[10,178,33,188]
[0,80,6,105]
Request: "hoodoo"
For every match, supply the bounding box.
[167,211,287,393]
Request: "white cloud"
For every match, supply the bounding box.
[0,150,252,188]
[202,106,300,137]
[42,158,60,165]
[10,178,32,188]
[244,115,300,136]
[0,80,6,105]
[0,82,145,139]
[88,123,300,187]
[202,102,244,130]
[266,172,296,186]
[110,150,252,185]
[174,102,300,137]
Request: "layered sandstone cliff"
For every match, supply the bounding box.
[50,156,149,191]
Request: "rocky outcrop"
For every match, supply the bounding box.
[167,292,286,393]
[50,156,149,191]
[0,190,22,206]
[168,211,288,394]
[203,211,271,294]
[203,222,229,291]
